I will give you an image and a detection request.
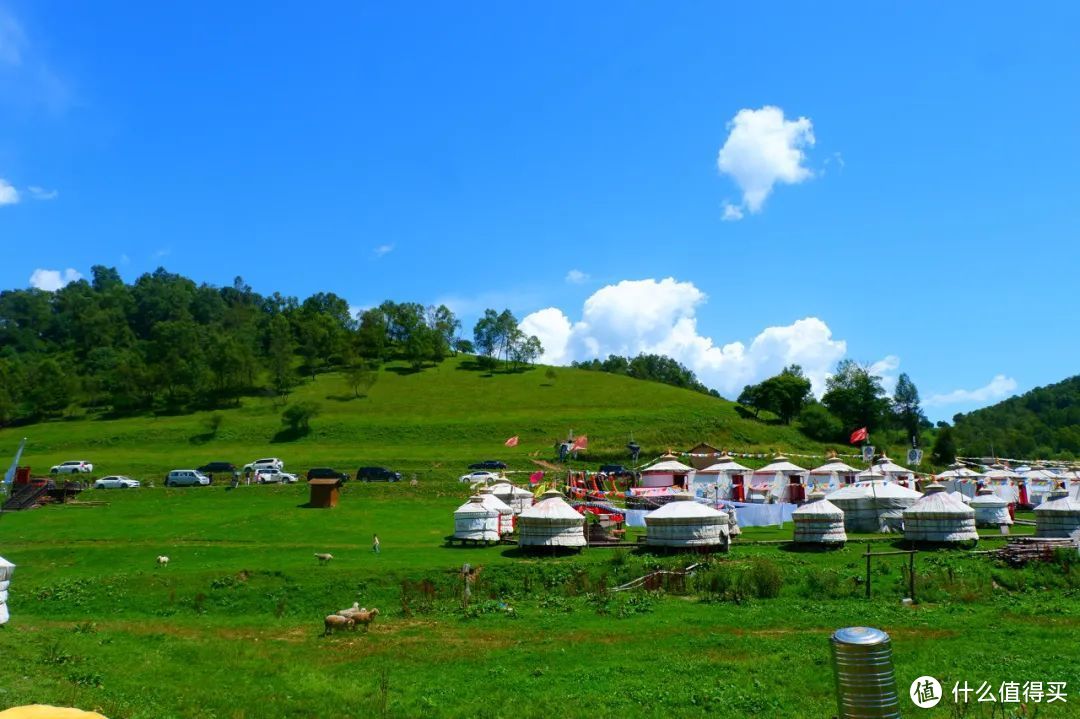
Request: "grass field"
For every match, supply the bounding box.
[0,481,1077,719]
[0,357,838,481]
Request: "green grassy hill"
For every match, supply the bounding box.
[1,356,838,479]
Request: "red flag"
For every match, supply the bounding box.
[529,471,543,485]
[849,427,869,444]
[571,435,588,451]
[504,436,519,447]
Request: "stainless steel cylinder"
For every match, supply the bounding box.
[831,626,901,718]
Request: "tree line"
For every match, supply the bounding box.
[0,266,541,424]
[571,354,720,396]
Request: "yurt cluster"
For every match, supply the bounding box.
[452,449,1080,553]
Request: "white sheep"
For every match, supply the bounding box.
[337,602,362,618]
[156,555,169,567]
[314,552,333,564]
[352,607,380,632]
[323,614,355,635]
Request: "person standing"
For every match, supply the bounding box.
[372,534,380,555]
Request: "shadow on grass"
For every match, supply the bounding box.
[189,432,217,445]
[272,427,311,443]
[777,542,846,554]
[324,394,363,402]
[385,366,423,376]
[499,546,585,559]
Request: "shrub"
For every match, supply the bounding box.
[741,559,784,599]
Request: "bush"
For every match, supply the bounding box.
[798,403,843,442]
[281,402,320,434]
[741,559,784,599]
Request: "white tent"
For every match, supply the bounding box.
[903,484,978,544]
[640,456,694,489]
[1035,491,1080,539]
[808,460,859,493]
[453,496,500,542]
[477,487,515,535]
[518,490,586,549]
[936,462,982,500]
[692,455,751,501]
[489,482,534,515]
[0,555,15,625]
[750,455,807,504]
[969,488,1012,527]
[792,493,847,545]
[644,493,730,550]
[980,465,1022,503]
[856,456,914,483]
[1023,471,1063,506]
[826,480,923,533]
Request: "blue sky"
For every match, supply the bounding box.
[2,1,1079,420]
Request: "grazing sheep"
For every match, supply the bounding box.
[156,556,169,567]
[352,607,380,631]
[337,602,362,618]
[314,552,333,564]
[323,614,355,635]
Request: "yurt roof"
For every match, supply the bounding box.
[793,498,843,517]
[520,491,582,520]
[698,458,751,473]
[948,491,973,505]
[827,480,922,501]
[868,458,912,474]
[904,486,974,516]
[1034,495,1080,512]
[810,460,858,474]
[477,489,513,513]
[981,468,1022,480]
[936,466,982,479]
[454,495,497,514]
[643,459,694,473]
[489,482,534,497]
[969,492,1008,508]
[1022,469,1060,481]
[646,493,727,519]
[753,458,807,474]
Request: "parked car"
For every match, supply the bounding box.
[50,460,94,474]
[93,475,141,489]
[243,457,284,473]
[165,469,211,487]
[306,467,351,482]
[356,466,402,482]
[458,470,500,483]
[599,464,631,476]
[254,468,299,484]
[468,460,507,470]
[197,461,237,474]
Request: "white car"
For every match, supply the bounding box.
[165,470,211,487]
[93,475,141,489]
[255,468,298,484]
[51,460,94,474]
[243,457,284,473]
[459,470,501,484]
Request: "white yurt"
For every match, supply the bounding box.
[903,483,978,544]
[477,487,515,535]
[692,453,751,501]
[808,459,859,493]
[1035,489,1080,539]
[969,487,1012,527]
[518,489,586,549]
[1023,469,1062,506]
[792,491,847,546]
[453,496,500,542]
[644,492,730,550]
[826,481,923,533]
[490,482,535,515]
[0,556,13,625]
[640,454,694,489]
[981,464,1023,504]
[936,462,982,500]
[856,456,915,485]
[750,455,808,503]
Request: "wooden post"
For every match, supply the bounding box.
[909,550,916,603]
[865,544,872,599]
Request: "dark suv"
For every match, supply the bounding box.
[197,461,236,474]
[468,460,507,470]
[599,464,630,476]
[307,467,351,482]
[356,466,402,482]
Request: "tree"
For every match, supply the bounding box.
[356,308,389,362]
[738,384,765,417]
[798,402,843,442]
[736,366,811,423]
[473,309,500,367]
[344,363,379,398]
[892,373,926,442]
[822,360,890,433]
[930,425,957,466]
[267,314,297,402]
[281,401,320,436]
[454,338,474,355]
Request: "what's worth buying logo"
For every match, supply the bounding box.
[910,676,943,708]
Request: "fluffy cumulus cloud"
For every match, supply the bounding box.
[869,354,901,394]
[717,105,815,218]
[925,375,1019,407]
[519,277,847,396]
[29,268,82,291]
[0,178,18,205]
[564,269,589,284]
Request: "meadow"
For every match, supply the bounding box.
[0,481,1077,719]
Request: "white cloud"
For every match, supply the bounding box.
[722,203,744,221]
[519,277,847,396]
[925,375,1019,407]
[0,178,19,205]
[0,9,26,66]
[869,354,901,394]
[27,185,58,200]
[717,105,815,216]
[29,268,82,291]
[565,269,589,284]
[373,243,394,258]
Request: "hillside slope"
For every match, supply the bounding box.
[952,374,1080,459]
[0,356,836,479]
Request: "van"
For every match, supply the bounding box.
[165,469,211,487]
